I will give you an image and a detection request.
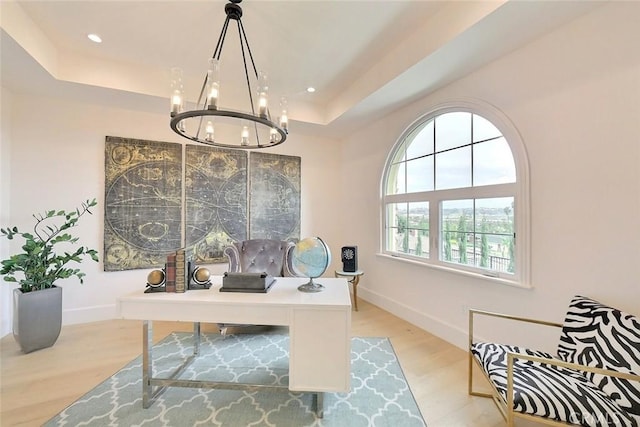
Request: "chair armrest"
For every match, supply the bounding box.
[507,352,640,383]
[468,309,562,350]
[283,242,296,277]
[223,245,240,273]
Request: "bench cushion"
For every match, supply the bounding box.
[558,295,640,418]
[472,342,639,426]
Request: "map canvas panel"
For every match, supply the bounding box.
[185,145,248,263]
[249,152,301,241]
[104,136,182,271]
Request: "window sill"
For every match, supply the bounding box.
[375,252,532,289]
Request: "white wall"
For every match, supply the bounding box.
[1,93,342,335]
[0,87,13,336]
[342,2,640,350]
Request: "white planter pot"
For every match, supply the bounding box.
[13,286,62,353]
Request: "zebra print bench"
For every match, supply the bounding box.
[469,295,640,427]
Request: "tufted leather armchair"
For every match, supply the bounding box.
[219,239,296,335]
[223,239,296,277]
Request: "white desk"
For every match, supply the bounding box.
[118,276,352,416]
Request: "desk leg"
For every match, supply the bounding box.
[142,320,153,409]
[315,392,324,418]
[193,322,201,355]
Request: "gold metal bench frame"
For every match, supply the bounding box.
[468,309,640,426]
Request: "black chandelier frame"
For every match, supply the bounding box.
[170,0,287,149]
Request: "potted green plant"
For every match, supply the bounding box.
[1,198,99,353]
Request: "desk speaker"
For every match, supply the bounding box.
[341,246,358,272]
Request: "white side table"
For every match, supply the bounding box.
[334,270,364,311]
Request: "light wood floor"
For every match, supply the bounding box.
[1,299,531,426]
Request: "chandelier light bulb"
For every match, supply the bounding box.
[257,71,269,118]
[241,126,250,146]
[207,59,220,110]
[279,96,289,132]
[270,127,278,143]
[171,93,182,115]
[170,67,184,116]
[205,121,215,142]
[280,113,288,132]
[258,95,268,117]
[208,85,219,110]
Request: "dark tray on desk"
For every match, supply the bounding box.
[219,280,276,293]
[220,272,276,293]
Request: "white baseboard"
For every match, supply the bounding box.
[6,293,470,349]
[358,286,468,350]
[1,304,117,339]
[62,304,117,326]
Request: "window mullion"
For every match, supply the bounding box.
[430,200,438,260]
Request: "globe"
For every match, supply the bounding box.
[193,266,211,284]
[147,269,165,287]
[290,237,331,293]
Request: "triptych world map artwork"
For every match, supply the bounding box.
[104,136,300,271]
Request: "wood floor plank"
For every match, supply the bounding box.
[0,299,511,426]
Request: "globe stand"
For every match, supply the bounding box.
[291,236,331,294]
[297,277,324,293]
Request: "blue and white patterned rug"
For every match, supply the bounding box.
[44,333,426,426]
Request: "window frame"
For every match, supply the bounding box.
[379,99,531,288]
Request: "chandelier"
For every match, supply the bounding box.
[169,0,288,149]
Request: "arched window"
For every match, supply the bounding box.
[381,100,530,287]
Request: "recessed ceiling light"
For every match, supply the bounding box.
[306,87,316,93]
[87,34,102,43]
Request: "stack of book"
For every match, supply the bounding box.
[165,252,177,292]
[164,248,191,293]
